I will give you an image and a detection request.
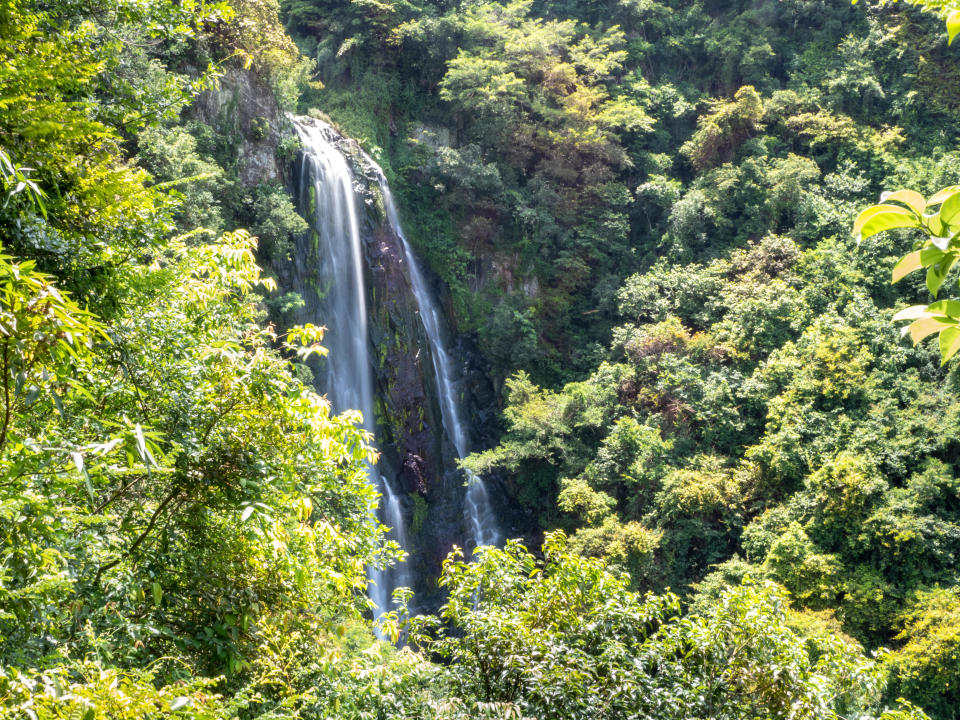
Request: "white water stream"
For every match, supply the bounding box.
[292,118,411,616]
[292,115,500,620]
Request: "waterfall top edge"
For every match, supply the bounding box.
[290,114,390,191]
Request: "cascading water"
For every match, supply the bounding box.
[292,117,411,614]
[373,176,501,550]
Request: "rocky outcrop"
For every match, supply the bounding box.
[192,67,288,185]
[343,138,482,606]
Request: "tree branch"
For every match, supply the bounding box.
[93,486,182,586]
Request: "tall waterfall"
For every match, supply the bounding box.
[292,117,411,614]
[374,181,501,549]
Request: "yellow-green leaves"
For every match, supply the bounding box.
[891,300,960,363]
[892,251,923,283]
[853,186,960,247]
[948,9,960,44]
[923,248,958,297]
[939,326,960,361]
[881,189,926,215]
[0,252,107,456]
[857,185,960,363]
[285,323,329,361]
[927,185,960,205]
[940,189,960,226]
[852,204,919,243]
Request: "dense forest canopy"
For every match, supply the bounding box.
[2,0,960,717]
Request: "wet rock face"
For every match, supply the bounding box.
[270,136,444,496]
[456,334,535,546]
[193,68,505,606]
[267,129,456,603]
[360,187,443,500]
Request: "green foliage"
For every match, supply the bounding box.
[855,185,960,362]
[0,1,400,717]
[409,533,922,720]
[6,0,960,716]
[681,86,764,171]
[887,588,960,719]
[0,662,227,719]
[277,0,960,714]
[137,125,227,234]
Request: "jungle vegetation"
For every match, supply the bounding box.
[1,0,959,717]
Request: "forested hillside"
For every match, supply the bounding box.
[1,0,960,717]
[289,0,960,713]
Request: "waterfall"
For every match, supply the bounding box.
[373,175,501,550]
[290,114,501,618]
[292,117,411,615]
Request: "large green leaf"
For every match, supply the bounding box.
[920,245,946,267]
[927,298,960,317]
[948,9,960,45]
[941,326,960,363]
[925,211,945,237]
[853,204,918,239]
[854,206,920,242]
[928,185,960,205]
[892,250,923,283]
[926,254,958,297]
[881,189,925,215]
[907,316,948,343]
[939,190,960,227]
[892,304,932,322]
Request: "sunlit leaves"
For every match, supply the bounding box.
[440,55,525,114]
[852,204,920,243]
[0,149,45,219]
[284,323,328,361]
[0,662,226,720]
[948,9,960,44]
[409,535,912,720]
[938,326,960,361]
[892,251,923,282]
[881,189,926,215]
[681,86,764,171]
[435,0,648,144]
[0,253,106,463]
[854,186,960,362]
[0,223,389,684]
